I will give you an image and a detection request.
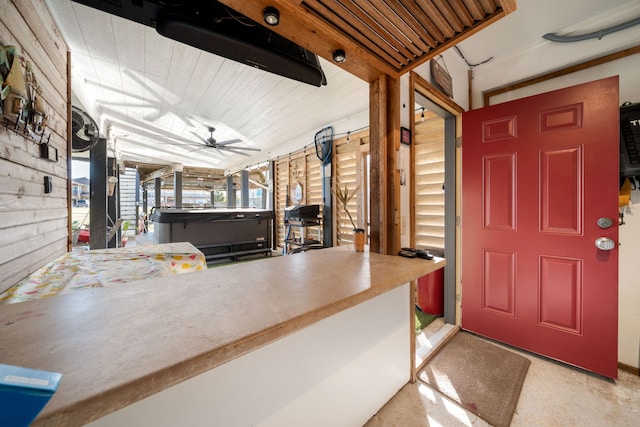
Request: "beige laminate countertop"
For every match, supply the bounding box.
[0,247,445,426]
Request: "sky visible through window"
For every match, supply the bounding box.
[72,159,90,179]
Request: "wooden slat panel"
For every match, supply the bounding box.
[416,0,457,38]
[303,0,405,67]
[221,0,395,81]
[274,147,325,250]
[305,152,323,207]
[384,3,438,50]
[443,0,475,27]
[349,0,421,58]
[416,181,446,194]
[275,159,289,250]
[369,2,432,54]
[222,0,514,77]
[416,224,445,237]
[414,115,445,251]
[334,137,360,245]
[461,0,487,20]
[416,235,445,249]
[498,0,517,14]
[416,194,446,207]
[304,150,323,241]
[431,0,466,32]
[478,0,498,14]
[401,1,446,44]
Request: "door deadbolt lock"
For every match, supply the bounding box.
[597,217,614,229]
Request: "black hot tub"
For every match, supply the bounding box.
[151,208,274,261]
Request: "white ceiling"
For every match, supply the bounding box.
[45,0,640,172]
[455,0,640,104]
[46,0,370,171]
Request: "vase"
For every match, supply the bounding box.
[353,228,365,252]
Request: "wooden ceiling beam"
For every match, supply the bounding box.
[139,164,180,183]
[218,0,399,82]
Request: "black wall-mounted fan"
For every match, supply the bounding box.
[71,106,99,152]
[192,126,261,156]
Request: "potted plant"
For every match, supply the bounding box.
[334,184,365,252]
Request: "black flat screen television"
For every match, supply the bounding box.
[71,0,327,87]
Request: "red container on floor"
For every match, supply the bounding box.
[417,268,444,315]
[78,230,90,243]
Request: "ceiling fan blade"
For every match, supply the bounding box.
[188,146,225,157]
[215,138,242,146]
[223,146,262,152]
[187,145,206,153]
[190,130,210,145]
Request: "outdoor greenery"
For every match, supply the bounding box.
[415,309,439,331]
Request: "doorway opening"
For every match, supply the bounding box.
[410,81,461,371]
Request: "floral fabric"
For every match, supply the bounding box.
[0,242,207,304]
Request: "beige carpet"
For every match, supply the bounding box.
[419,331,530,427]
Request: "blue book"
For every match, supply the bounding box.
[0,364,62,427]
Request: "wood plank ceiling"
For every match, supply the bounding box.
[220,0,517,82]
[133,162,268,191]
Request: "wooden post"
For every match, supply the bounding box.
[369,74,400,255]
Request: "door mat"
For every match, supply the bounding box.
[419,331,530,427]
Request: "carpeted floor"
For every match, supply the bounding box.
[419,331,530,427]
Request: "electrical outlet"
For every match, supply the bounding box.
[401,216,407,234]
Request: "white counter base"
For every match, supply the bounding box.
[88,284,410,427]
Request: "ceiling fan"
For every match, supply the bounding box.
[192,126,261,156]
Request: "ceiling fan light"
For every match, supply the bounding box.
[263,7,280,26]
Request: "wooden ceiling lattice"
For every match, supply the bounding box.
[301,0,507,74]
[219,0,515,81]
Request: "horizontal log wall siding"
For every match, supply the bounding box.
[414,112,445,250]
[0,1,69,291]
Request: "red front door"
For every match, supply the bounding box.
[462,76,619,378]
